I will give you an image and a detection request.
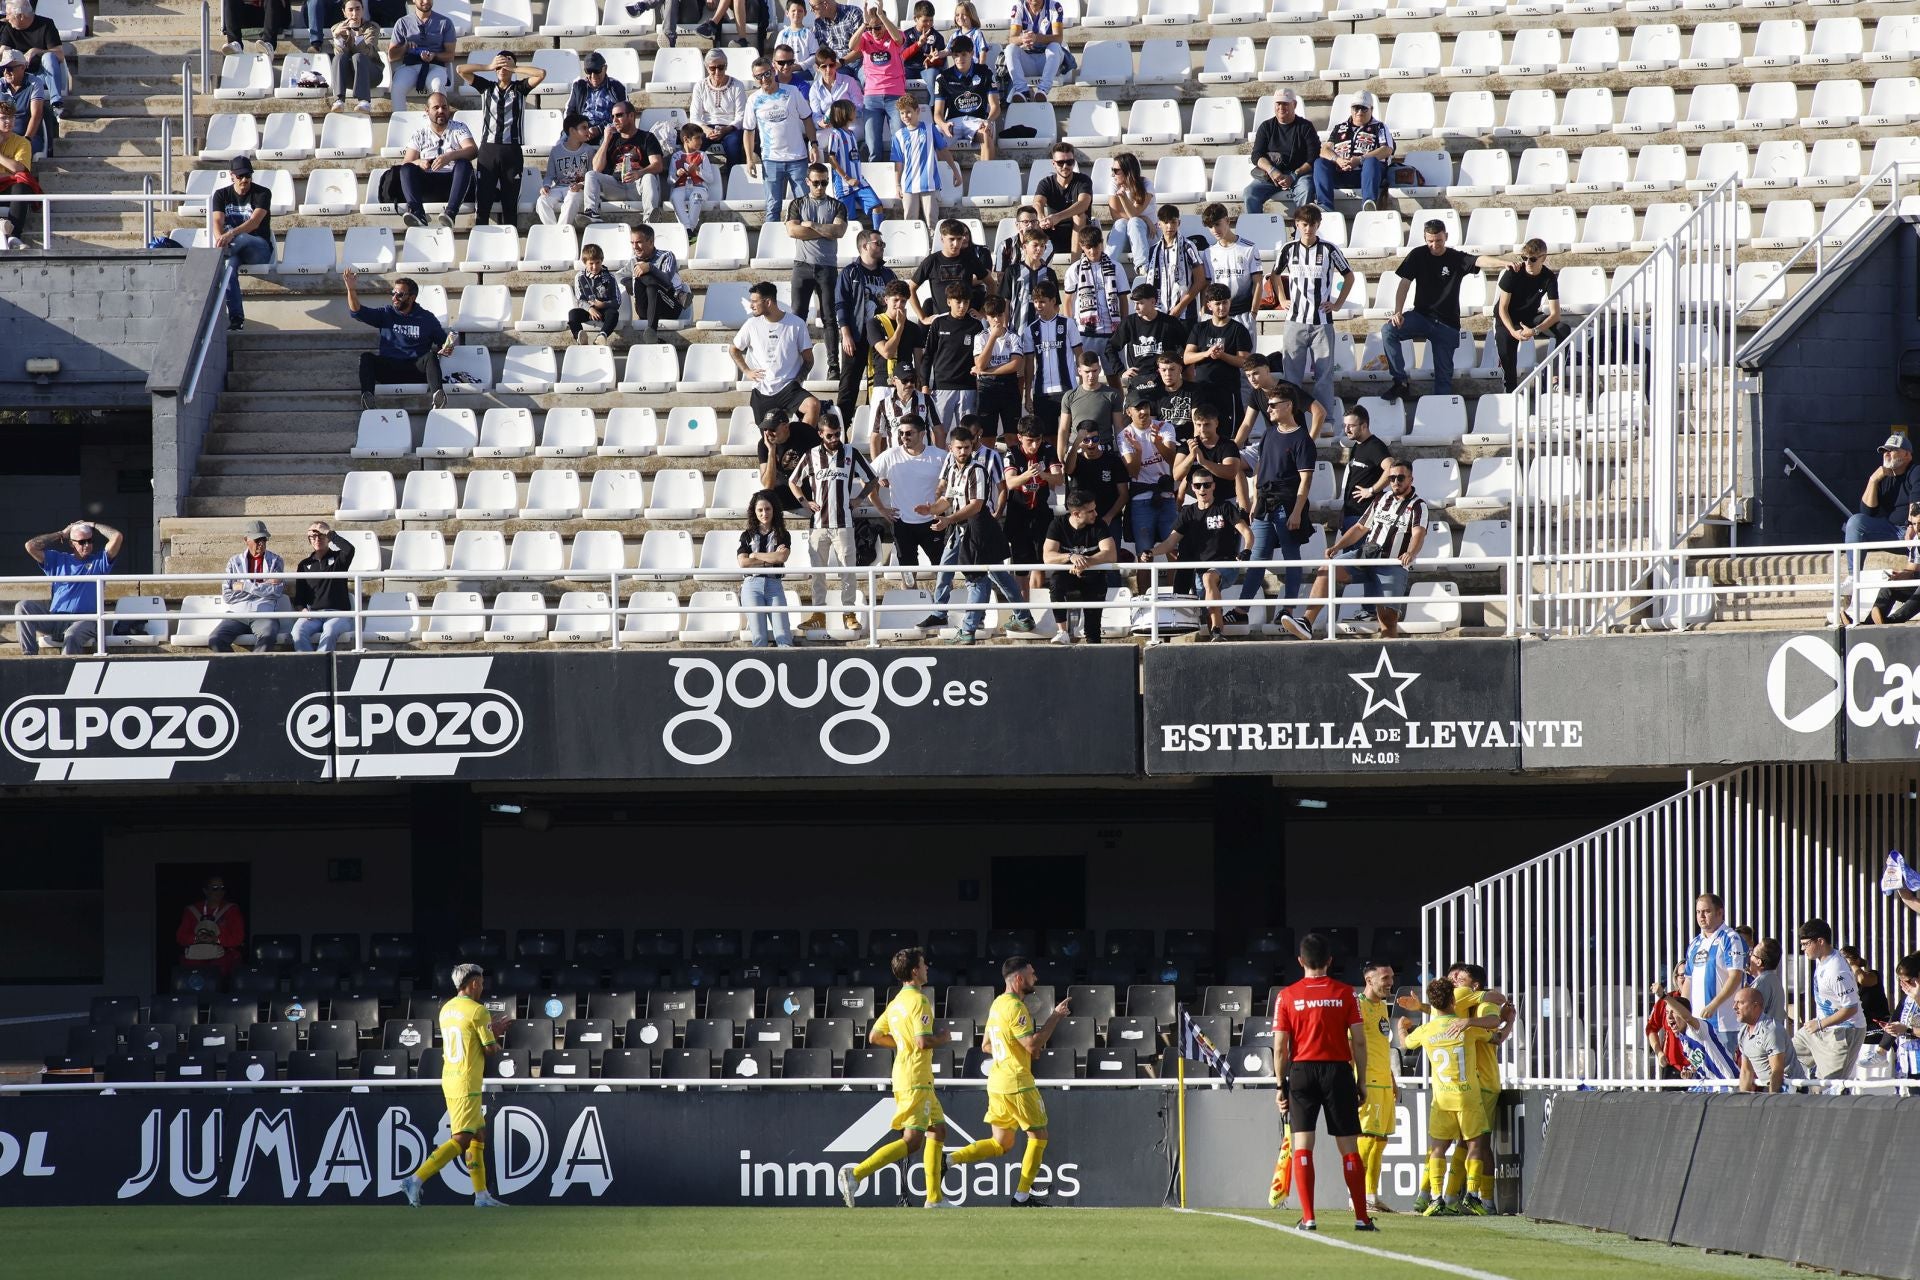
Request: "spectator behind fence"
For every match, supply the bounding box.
[1495,240,1573,394]
[568,242,619,345]
[1686,892,1749,1036]
[386,0,457,112]
[0,98,37,249]
[737,492,796,648]
[221,0,289,53]
[1313,91,1391,213]
[1794,918,1866,1081]
[585,101,662,222]
[1644,963,1691,1079]
[0,47,48,160]
[691,48,748,168]
[212,155,272,333]
[291,521,357,653]
[1869,503,1920,625]
[455,52,544,231]
[1245,89,1317,218]
[537,112,595,228]
[175,874,247,978]
[1,0,68,110]
[1884,953,1920,1080]
[345,268,449,410]
[1841,946,1892,1027]
[1653,976,1742,1085]
[15,519,122,655]
[209,520,289,653]
[1150,463,1249,641]
[872,414,944,577]
[1735,987,1795,1094]
[1747,938,1786,1025]
[1283,461,1427,641]
[1235,387,1314,625]
[563,51,626,141]
[1044,486,1118,645]
[1847,434,1920,574]
[328,0,383,113]
[788,412,877,633]
[397,92,476,229]
[924,425,1035,643]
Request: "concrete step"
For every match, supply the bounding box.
[182,493,338,516]
[190,473,343,498]
[196,453,356,476]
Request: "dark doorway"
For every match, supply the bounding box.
[154,862,252,992]
[991,855,1086,934]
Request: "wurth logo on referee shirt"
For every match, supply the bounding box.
[0,660,238,782]
[286,657,523,779]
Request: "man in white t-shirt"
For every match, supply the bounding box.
[1684,892,1748,1036]
[730,281,820,427]
[871,413,946,581]
[743,55,817,225]
[1792,917,1865,1081]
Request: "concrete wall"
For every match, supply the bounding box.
[0,254,191,408]
[147,249,229,538]
[1755,224,1920,546]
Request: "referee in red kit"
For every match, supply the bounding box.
[1272,931,1375,1232]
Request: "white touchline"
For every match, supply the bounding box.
[1172,1208,1518,1280]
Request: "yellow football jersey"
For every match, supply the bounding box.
[1356,995,1394,1087]
[1454,985,1500,1091]
[438,994,495,1096]
[879,984,936,1091]
[1403,1014,1490,1109]
[985,993,1037,1091]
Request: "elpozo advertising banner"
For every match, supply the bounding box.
[0,1086,1169,1207]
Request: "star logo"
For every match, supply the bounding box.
[1348,650,1420,720]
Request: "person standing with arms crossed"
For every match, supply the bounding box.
[404,964,508,1207]
[1272,932,1376,1233]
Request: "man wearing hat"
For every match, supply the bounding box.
[564,51,628,141]
[211,156,273,332]
[0,47,48,159]
[1847,432,1920,573]
[1245,90,1318,217]
[209,521,290,653]
[15,518,123,655]
[1312,91,1392,212]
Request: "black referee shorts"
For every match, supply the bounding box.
[1287,1061,1361,1137]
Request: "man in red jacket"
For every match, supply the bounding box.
[1272,931,1375,1232]
[175,876,247,978]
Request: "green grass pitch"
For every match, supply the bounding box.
[2,1206,1819,1279]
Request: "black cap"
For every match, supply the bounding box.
[581,51,607,72]
[1124,388,1157,409]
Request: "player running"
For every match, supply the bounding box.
[1354,960,1402,1215]
[841,948,954,1208]
[1401,980,1495,1219]
[946,955,1074,1205]
[1272,932,1376,1233]
[405,963,508,1208]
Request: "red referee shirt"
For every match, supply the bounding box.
[1272,975,1361,1062]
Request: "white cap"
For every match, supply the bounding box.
[1350,89,1376,110]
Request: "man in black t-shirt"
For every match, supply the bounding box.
[1,4,69,106]
[757,412,822,513]
[1043,488,1120,644]
[1150,473,1250,639]
[1176,403,1246,507]
[1235,389,1318,625]
[212,156,274,331]
[1063,420,1129,533]
[1339,402,1394,530]
[1380,220,1514,400]
[1149,352,1198,442]
[1494,237,1572,393]
[1111,283,1189,397]
[1034,143,1093,257]
[1002,416,1062,591]
[911,219,996,320]
[1183,282,1254,429]
[919,281,985,434]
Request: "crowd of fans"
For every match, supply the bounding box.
[0,0,69,249]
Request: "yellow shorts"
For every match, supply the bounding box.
[444,1088,483,1137]
[1427,1097,1487,1143]
[891,1085,945,1132]
[1359,1082,1397,1137]
[1477,1088,1499,1138]
[984,1086,1048,1133]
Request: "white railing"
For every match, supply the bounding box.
[1422,763,1920,1086]
[1738,161,1920,321]
[7,191,200,250]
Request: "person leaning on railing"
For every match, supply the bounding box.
[14,519,123,656]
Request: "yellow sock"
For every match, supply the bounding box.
[1017,1137,1047,1195]
[468,1140,487,1195]
[923,1137,944,1206]
[1358,1137,1384,1196]
[948,1137,1007,1165]
[1425,1154,1446,1202]
[416,1138,463,1182]
[1468,1159,1492,1202]
[1417,1164,1431,1197]
[1445,1148,1467,1199]
[852,1137,911,1182]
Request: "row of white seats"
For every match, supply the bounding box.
[202,108,566,163]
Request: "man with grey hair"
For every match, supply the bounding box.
[16,517,123,655]
[291,521,358,653]
[405,964,508,1208]
[1,0,71,112]
[209,520,289,653]
[1245,89,1317,216]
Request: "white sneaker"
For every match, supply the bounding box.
[473,1191,509,1208]
[224,40,242,52]
[355,100,373,113]
[924,1199,955,1209]
[838,1168,857,1208]
[402,1176,424,1207]
[1049,628,1073,646]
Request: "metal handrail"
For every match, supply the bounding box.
[1738,161,1915,318]
[6,191,201,250]
[199,0,211,97]
[1783,448,1853,520]
[181,58,194,160]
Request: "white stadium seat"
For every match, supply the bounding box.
[484,592,549,644]
[351,410,412,459]
[1500,27,1562,76]
[635,530,695,580]
[396,470,460,520]
[536,408,598,457]
[1626,145,1687,192]
[418,409,479,458]
[421,592,485,644]
[680,345,740,393]
[556,345,617,393]
[585,470,646,519]
[1509,147,1568,195]
[1621,23,1680,70]
[455,470,518,520]
[646,470,708,521]
[453,284,511,332]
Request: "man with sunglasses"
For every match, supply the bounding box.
[15,518,123,655]
[1034,144,1092,256]
[586,100,664,220]
[1494,238,1572,393]
[1847,432,1920,575]
[786,162,850,378]
[1282,463,1427,640]
[745,55,818,226]
[345,268,449,410]
[1149,465,1250,642]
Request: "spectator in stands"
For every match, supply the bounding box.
[1273,204,1353,437]
[789,413,878,632]
[810,0,863,65]
[744,55,816,226]
[1063,419,1128,535]
[563,51,626,141]
[1337,402,1391,531]
[807,47,862,128]
[0,100,32,249]
[2,0,68,112]
[901,0,945,97]
[1380,221,1511,402]
[1151,465,1249,641]
[1112,282,1186,398]
[872,414,943,577]
[455,52,543,230]
[820,100,878,230]
[211,155,272,333]
[1841,945,1892,1028]
[873,366,934,452]
[776,0,819,62]
[1245,89,1317,218]
[1032,146,1091,260]
[1021,280,1079,441]
[1685,891,1748,1037]
[1652,977,1741,1085]
[1494,239,1572,393]
[1281,461,1426,641]
[733,281,820,428]
[1734,987,1793,1094]
[305,0,339,54]
[947,0,987,62]
[222,0,289,52]
[1869,503,1920,625]
[1203,205,1260,337]
[1006,0,1070,104]
[291,521,357,652]
[175,875,247,978]
[1847,434,1920,573]
[1177,402,1246,509]
[14,519,121,655]
[771,43,813,94]
[759,412,819,513]
[1106,152,1153,270]
[853,4,906,161]
[210,520,289,653]
[627,222,691,342]
[932,37,997,162]
[397,92,475,229]
[0,48,47,159]
[666,121,717,230]
[972,295,1023,440]
[1058,348,1118,456]
[1144,205,1207,325]
[1793,918,1865,1081]
[567,242,620,345]
[1313,91,1391,213]
[922,281,984,434]
[536,112,595,227]
[787,161,849,378]
[327,0,383,114]
[1065,223,1128,380]
[911,217,994,321]
[691,48,748,168]
[386,0,457,112]
[868,289,927,428]
[1235,386,1314,624]
[835,228,894,425]
[1747,938,1786,1025]
[1043,487,1118,645]
[586,101,663,221]
[1644,963,1692,1079]
[1120,391,1177,558]
[1883,952,1920,1081]
[693,0,754,47]
[923,425,1035,642]
[996,210,1045,312]
[1002,414,1061,589]
[1148,350,1196,442]
[345,269,448,410]
[738,492,795,648]
[1184,284,1253,431]
[892,92,954,228]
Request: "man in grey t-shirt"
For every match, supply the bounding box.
[786,161,850,380]
[1747,938,1786,1025]
[1735,987,1795,1093]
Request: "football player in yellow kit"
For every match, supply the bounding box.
[1402,980,1493,1219]
[946,956,1073,1204]
[1398,962,1512,1214]
[841,948,955,1208]
[1354,960,1401,1214]
[404,964,508,1207]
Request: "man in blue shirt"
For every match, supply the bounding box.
[385,0,457,112]
[344,268,449,410]
[15,518,124,655]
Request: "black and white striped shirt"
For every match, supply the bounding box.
[1360,488,1429,560]
[476,77,532,147]
[789,443,877,529]
[1275,237,1352,326]
[1020,314,1082,398]
[936,455,991,513]
[1064,254,1127,336]
[1145,236,1207,320]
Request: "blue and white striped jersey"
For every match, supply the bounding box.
[1685,924,1748,1034]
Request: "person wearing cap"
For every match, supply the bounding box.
[385,0,457,113]
[1313,92,1392,213]
[209,521,290,654]
[1111,281,1188,398]
[291,521,359,652]
[0,47,48,159]
[1,0,70,112]
[0,99,33,251]
[456,51,545,230]
[1871,504,1920,625]
[211,156,273,332]
[1847,433,1920,573]
[1246,90,1318,217]
[15,518,122,656]
[564,50,628,141]
[758,411,821,513]
[220,0,289,54]
[691,48,749,168]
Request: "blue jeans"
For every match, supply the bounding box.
[714,129,744,168]
[1245,171,1312,216]
[963,570,1034,634]
[293,614,355,652]
[762,157,807,224]
[1846,512,1904,576]
[859,95,902,161]
[741,574,792,645]
[224,232,274,323]
[1382,310,1460,394]
[37,53,70,105]
[1341,547,1409,609]
[306,0,338,45]
[1109,216,1150,269]
[1312,155,1389,208]
[1236,513,1306,608]
[1128,492,1177,554]
[398,158,473,221]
